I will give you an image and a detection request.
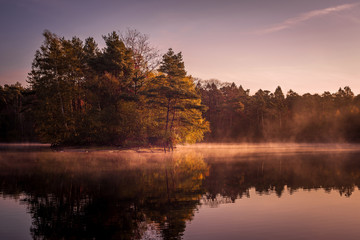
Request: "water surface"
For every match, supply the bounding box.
[1,143,360,239]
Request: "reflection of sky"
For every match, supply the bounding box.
[1,0,360,94]
[0,196,32,240]
[184,188,360,240]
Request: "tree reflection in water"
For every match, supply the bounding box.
[0,151,208,240]
[203,152,360,201]
[1,149,360,239]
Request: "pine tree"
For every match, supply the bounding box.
[145,49,209,150]
[28,31,75,143]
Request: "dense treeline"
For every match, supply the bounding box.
[0,29,208,146]
[2,29,360,144]
[0,83,36,141]
[196,79,360,142]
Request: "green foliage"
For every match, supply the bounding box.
[0,83,36,142]
[196,81,360,142]
[159,48,186,78]
[28,31,87,144]
[144,49,209,147]
[23,31,209,146]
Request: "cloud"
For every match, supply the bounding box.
[254,3,360,35]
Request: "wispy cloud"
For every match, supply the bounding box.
[254,3,360,35]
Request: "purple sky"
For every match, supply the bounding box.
[1,0,360,94]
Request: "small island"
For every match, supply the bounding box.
[2,30,360,148]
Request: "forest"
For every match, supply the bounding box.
[0,30,208,147]
[1,29,360,145]
[196,80,360,142]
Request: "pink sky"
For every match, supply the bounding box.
[1,0,360,94]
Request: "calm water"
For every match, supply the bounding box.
[1,143,360,239]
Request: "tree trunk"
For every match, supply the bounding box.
[165,99,171,134]
[54,62,68,131]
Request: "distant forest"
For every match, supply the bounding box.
[196,81,360,142]
[1,29,360,145]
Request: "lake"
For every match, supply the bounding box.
[1,143,360,240]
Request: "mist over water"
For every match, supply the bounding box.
[1,143,360,239]
[178,143,360,157]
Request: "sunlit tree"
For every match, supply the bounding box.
[145,49,209,149]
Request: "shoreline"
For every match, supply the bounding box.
[0,143,167,153]
[2,142,360,154]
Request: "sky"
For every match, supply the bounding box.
[1,0,360,94]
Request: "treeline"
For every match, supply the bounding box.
[0,29,209,146]
[0,83,36,141]
[2,29,360,144]
[197,79,360,142]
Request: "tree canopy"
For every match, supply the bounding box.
[21,30,209,147]
[196,80,360,142]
